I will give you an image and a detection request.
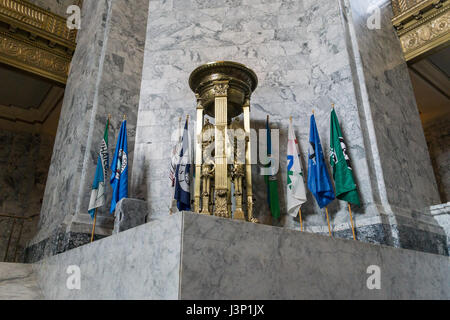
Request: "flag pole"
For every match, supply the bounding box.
[348,203,356,240]
[91,208,98,243]
[299,208,303,232]
[325,207,332,237]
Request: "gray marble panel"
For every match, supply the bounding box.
[33,214,182,300]
[31,213,450,299]
[180,213,450,300]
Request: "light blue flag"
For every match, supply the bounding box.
[307,114,335,209]
[88,119,109,219]
[110,120,128,213]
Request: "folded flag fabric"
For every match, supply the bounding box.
[110,120,128,213]
[88,119,109,219]
[174,119,191,211]
[264,117,281,219]
[330,109,361,206]
[170,120,183,188]
[307,114,335,209]
[287,120,307,217]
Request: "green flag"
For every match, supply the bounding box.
[265,117,281,219]
[330,109,360,206]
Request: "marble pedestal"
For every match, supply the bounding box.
[113,198,149,234]
[431,202,450,254]
[33,212,450,300]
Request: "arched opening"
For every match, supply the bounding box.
[0,64,65,262]
[408,46,450,204]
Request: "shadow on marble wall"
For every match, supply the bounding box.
[424,115,450,203]
[0,130,54,262]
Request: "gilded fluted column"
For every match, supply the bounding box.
[243,98,255,222]
[194,94,203,213]
[213,81,230,218]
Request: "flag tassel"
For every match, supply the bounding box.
[348,203,356,240]
[90,209,98,243]
[325,207,332,237]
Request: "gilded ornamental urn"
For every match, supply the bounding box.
[189,61,258,222]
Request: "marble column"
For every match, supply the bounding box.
[132,0,447,255]
[26,0,149,262]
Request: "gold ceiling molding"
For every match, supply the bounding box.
[0,0,77,84]
[392,0,450,62]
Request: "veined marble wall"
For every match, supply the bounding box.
[132,0,446,254]
[424,114,450,203]
[343,0,445,251]
[0,130,53,262]
[27,0,149,261]
[133,0,375,229]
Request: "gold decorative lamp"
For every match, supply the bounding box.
[189,61,258,222]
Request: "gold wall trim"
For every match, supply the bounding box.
[0,30,70,83]
[392,0,450,62]
[392,0,433,26]
[0,0,77,49]
[0,0,76,84]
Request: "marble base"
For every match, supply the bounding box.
[25,229,107,263]
[33,212,450,300]
[113,198,149,234]
[431,202,450,254]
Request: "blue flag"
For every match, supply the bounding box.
[307,114,335,208]
[110,120,128,213]
[174,119,191,211]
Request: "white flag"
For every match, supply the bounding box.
[287,121,307,216]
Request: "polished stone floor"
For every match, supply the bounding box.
[0,263,43,300]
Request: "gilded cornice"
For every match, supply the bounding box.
[0,0,77,84]
[392,0,450,61]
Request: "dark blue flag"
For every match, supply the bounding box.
[307,114,335,208]
[110,120,128,213]
[174,119,191,211]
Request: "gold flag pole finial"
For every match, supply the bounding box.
[289,116,293,123]
[332,103,335,109]
[123,114,127,121]
[108,114,112,120]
